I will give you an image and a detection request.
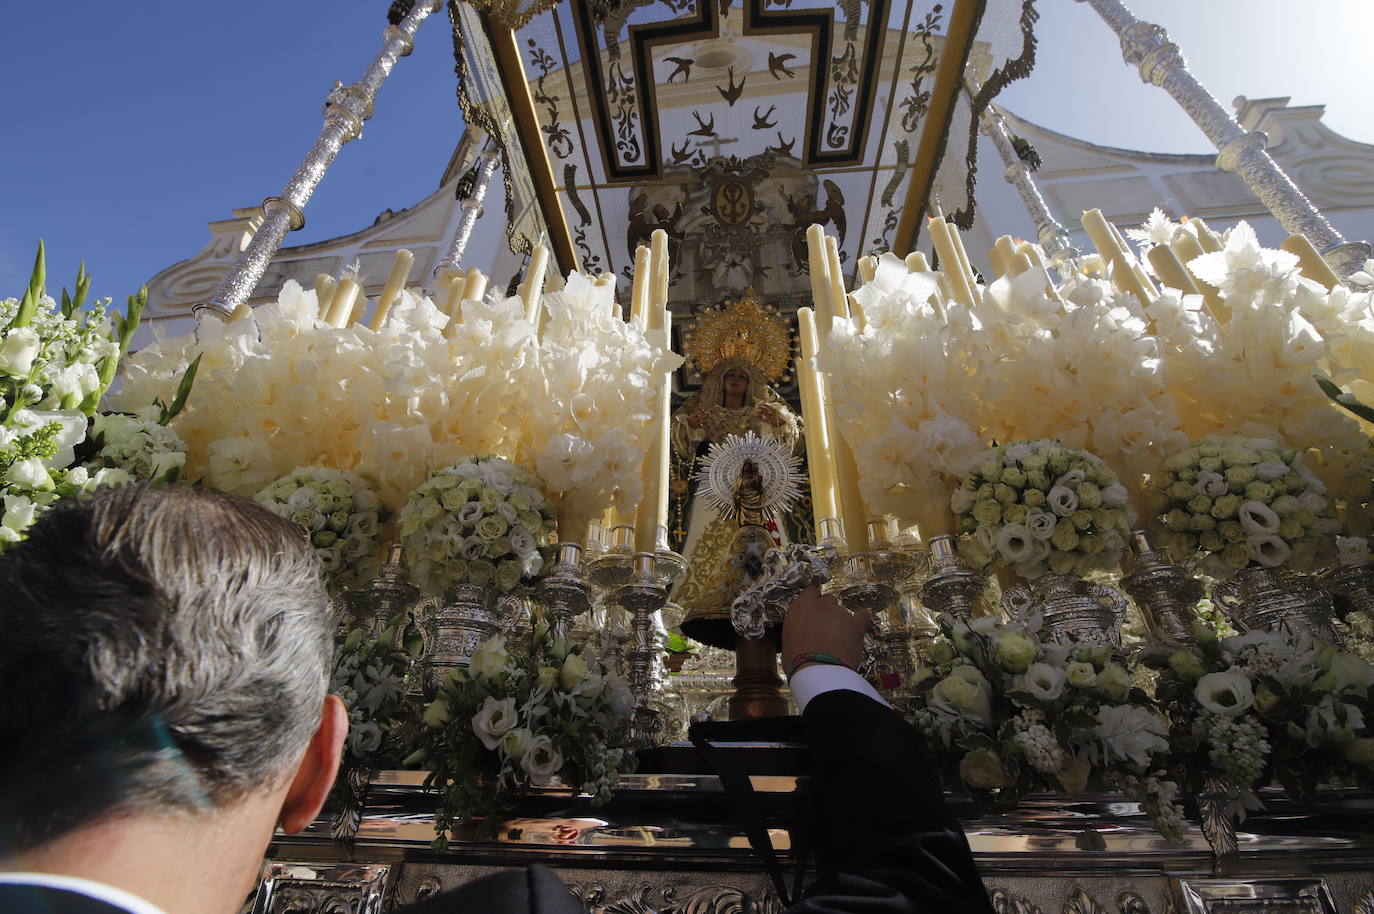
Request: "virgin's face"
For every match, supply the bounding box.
[722,369,749,396]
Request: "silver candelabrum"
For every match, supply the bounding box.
[537,542,594,641]
[919,535,990,622]
[425,583,502,688]
[835,521,921,690]
[1001,573,1129,648]
[341,544,420,637]
[615,547,686,745]
[1119,530,1202,642]
[1212,566,1340,645]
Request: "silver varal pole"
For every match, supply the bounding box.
[426,146,501,295]
[1077,0,1371,279]
[980,103,1080,270]
[195,1,442,325]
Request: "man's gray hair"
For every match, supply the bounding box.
[0,484,334,851]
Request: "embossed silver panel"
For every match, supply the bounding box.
[1171,878,1336,914]
[250,862,391,914]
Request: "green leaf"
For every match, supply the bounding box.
[9,241,46,330]
[1314,372,1374,423]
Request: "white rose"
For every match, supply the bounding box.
[471,695,518,751]
[469,636,510,681]
[1013,662,1066,702]
[521,733,564,786]
[1255,461,1288,481]
[0,327,41,377]
[559,652,592,690]
[1195,670,1254,717]
[1298,491,1329,514]
[930,665,993,722]
[1047,485,1079,517]
[349,721,383,755]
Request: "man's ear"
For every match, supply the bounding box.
[278,694,348,834]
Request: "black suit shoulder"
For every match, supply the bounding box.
[793,689,995,914]
[0,883,134,914]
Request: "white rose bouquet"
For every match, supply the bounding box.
[255,466,387,593]
[398,456,555,596]
[909,614,1185,839]
[406,623,634,847]
[952,440,1131,578]
[1154,435,1338,576]
[1144,618,1374,809]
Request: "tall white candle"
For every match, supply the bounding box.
[369,249,413,331]
[520,244,549,326]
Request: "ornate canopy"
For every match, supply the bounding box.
[450,0,1039,304]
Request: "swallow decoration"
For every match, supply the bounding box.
[768,52,797,79]
[717,66,746,106]
[751,104,777,130]
[664,56,694,83]
[687,110,717,138]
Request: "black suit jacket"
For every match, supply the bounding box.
[0,884,135,914]
[394,689,992,914]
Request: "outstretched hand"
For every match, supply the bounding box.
[781,586,870,673]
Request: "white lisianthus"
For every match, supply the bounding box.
[521,733,564,786]
[502,727,534,758]
[1195,670,1255,717]
[1247,535,1291,568]
[1013,663,1067,702]
[1238,501,1281,536]
[1047,485,1078,517]
[472,695,518,750]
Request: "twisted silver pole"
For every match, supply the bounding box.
[194,1,441,325]
[1077,0,1371,279]
[426,146,500,295]
[980,103,1080,270]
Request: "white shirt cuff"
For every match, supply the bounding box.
[788,663,891,713]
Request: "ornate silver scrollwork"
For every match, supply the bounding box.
[251,862,391,914]
[729,542,838,640]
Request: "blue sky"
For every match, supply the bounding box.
[3,1,1372,308]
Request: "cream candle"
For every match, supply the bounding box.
[369,249,413,331]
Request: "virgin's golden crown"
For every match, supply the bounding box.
[682,292,793,384]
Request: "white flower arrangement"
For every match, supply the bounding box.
[820,253,986,529]
[332,611,423,769]
[1154,435,1338,576]
[113,279,540,513]
[952,440,1131,578]
[407,625,634,847]
[255,466,387,593]
[523,272,682,538]
[398,456,555,596]
[910,613,1186,839]
[1,244,175,546]
[1145,618,1374,807]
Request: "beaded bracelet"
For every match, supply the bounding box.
[785,651,848,679]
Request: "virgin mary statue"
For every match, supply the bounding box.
[670,294,800,649]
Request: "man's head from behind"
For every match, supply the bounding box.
[0,484,345,866]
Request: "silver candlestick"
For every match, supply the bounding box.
[618,552,672,744]
[341,544,420,637]
[1077,0,1371,279]
[195,1,441,324]
[1119,530,1201,642]
[919,535,989,622]
[537,542,593,641]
